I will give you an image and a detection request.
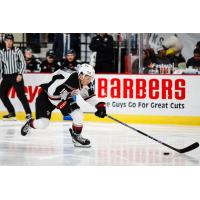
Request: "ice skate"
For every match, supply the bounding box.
[21,118,32,136]
[2,113,16,121]
[69,128,91,148]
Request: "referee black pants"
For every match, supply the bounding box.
[0,74,31,114]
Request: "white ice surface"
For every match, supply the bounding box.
[0,120,200,166]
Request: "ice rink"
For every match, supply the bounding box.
[0,120,199,166]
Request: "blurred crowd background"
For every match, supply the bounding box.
[1,33,200,74]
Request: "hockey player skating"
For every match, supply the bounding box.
[21,64,106,147]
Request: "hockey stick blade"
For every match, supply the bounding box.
[178,142,199,153]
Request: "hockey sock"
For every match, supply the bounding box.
[72,124,83,135]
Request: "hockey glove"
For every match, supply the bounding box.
[95,102,106,118]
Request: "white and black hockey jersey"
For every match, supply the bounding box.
[40,69,98,107]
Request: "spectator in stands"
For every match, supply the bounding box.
[167,53,185,68]
[143,48,158,74]
[148,48,157,63]
[40,50,61,73]
[186,48,200,69]
[53,33,80,60]
[132,48,157,74]
[24,48,41,72]
[61,49,80,73]
[0,33,5,50]
[156,47,174,73]
[89,33,114,73]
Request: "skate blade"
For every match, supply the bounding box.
[2,117,16,121]
[73,142,91,148]
[74,144,91,148]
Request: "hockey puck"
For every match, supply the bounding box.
[163,152,170,155]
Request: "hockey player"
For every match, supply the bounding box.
[21,64,106,147]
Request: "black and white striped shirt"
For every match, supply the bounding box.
[0,47,26,75]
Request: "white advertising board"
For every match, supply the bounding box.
[96,74,200,116]
[0,74,200,117]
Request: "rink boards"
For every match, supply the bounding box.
[0,73,200,125]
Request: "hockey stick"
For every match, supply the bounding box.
[107,114,199,153]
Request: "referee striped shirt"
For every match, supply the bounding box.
[0,47,26,75]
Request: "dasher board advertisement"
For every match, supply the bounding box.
[0,74,200,117]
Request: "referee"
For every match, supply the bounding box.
[0,34,32,120]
